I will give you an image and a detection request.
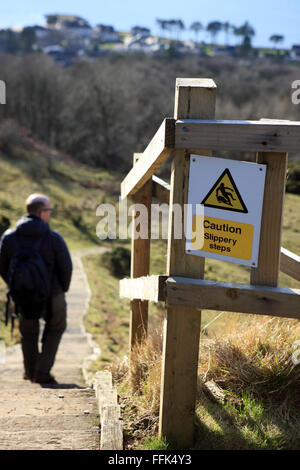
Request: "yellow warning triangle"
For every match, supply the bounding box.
[201,169,248,213]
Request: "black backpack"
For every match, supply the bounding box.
[5,232,51,332]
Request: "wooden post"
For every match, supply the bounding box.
[129,153,152,350]
[251,152,288,287]
[159,79,217,448]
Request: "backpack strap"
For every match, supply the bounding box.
[4,291,18,340]
[5,231,50,337]
[4,291,10,327]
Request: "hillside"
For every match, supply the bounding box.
[0,118,120,344]
[0,119,120,248]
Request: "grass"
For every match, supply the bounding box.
[195,315,300,450]
[103,313,300,450]
[81,252,131,367]
[137,436,170,450]
[81,247,165,371]
[194,389,289,450]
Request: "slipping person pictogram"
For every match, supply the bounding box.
[201,168,248,214]
[216,182,236,207]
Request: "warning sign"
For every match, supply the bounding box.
[201,169,248,214]
[185,155,266,267]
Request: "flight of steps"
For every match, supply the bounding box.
[0,249,104,450]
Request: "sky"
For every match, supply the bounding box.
[0,0,299,48]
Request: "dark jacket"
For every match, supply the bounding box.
[0,214,72,295]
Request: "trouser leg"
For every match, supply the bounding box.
[19,317,39,377]
[37,293,67,374]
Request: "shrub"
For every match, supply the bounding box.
[286,162,300,194]
[0,215,10,236]
[0,120,27,157]
[101,246,131,278]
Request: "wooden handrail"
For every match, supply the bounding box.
[121,117,300,200]
[280,247,300,282]
[120,118,175,200]
[119,274,300,319]
[175,119,300,152]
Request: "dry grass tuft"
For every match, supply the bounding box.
[107,327,163,448]
[199,315,300,408]
[109,314,300,449]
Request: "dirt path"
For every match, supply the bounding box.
[0,247,106,450]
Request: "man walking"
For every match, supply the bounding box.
[0,194,72,384]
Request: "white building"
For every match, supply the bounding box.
[291,45,300,60]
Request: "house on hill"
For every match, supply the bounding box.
[131,26,151,38]
[0,35,6,54]
[31,25,50,39]
[122,34,165,55]
[45,14,93,39]
[291,45,300,60]
[212,46,238,57]
[94,24,120,42]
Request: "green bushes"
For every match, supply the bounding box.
[286,162,300,194]
[0,215,10,236]
[101,247,131,278]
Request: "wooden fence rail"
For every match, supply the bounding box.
[119,77,300,449]
[280,247,300,282]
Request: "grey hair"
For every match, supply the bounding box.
[26,193,50,215]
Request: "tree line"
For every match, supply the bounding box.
[156,18,285,48]
[0,53,298,174]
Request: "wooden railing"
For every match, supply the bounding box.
[119,77,300,448]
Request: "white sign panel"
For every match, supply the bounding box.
[185,155,266,267]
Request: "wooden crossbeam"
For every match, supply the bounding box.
[119,275,167,302]
[166,277,300,319]
[175,119,300,153]
[152,175,170,204]
[121,117,300,200]
[121,118,175,199]
[132,154,170,204]
[280,247,300,282]
[119,274,300,319]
